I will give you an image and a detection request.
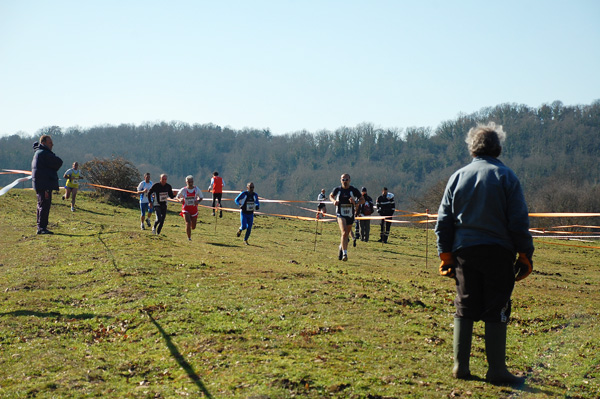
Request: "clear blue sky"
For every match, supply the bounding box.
[1,0,598,137]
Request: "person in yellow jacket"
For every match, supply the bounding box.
[62,162,80,212]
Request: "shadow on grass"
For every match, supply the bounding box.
[0,310,110,320]
[235,241,263,248]
[62,206,108,216]
[207,242,237,248]
[97,225,125,276]
[50,232,106,238]
[519,384,557,396]
[147,313,214,398]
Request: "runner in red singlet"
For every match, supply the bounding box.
[176,175,204,241]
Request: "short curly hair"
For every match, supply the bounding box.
[465,122,506,157]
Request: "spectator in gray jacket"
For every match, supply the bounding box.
[435,122,534,385]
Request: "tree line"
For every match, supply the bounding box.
[1,100,599,223]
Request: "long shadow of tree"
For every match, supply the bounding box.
[0,310,109,319]
[147,312,213,398]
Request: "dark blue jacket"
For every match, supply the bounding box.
[31,142,63,191]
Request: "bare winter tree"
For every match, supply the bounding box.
[81,157,140,203]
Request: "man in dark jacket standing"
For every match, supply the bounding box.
[376,187,395,243]
[31,135,63,234]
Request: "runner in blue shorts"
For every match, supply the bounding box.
[136,173,154,230]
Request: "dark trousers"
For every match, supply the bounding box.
[380,217,392,242]
[36,189,52,230]
[454,245,515,323]
[153,204,168,234]
[356,219,370,241]
[211,193,222,211]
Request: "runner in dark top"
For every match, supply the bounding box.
[329,173,364,261]
[148,173,175,235]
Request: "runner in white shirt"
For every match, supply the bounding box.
[176,175,204,241]
[136,173,154,230]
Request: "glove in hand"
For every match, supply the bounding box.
[439,252,455,278]
[514,252,533,281]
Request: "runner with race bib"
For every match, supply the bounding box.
[330,173,364,261]
[234,182,260,245]
[177,175,204,241]
[148,174,176,235]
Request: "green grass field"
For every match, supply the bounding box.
[1,190,598,398]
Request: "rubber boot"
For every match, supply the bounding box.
[453,318,473,379]
[484,322,525,385]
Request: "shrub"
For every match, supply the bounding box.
[81,157,140,204]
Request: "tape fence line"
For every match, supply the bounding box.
[5,170,600,244]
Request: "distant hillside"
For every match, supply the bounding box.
[2,100,599,214]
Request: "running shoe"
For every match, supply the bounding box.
[353,238,357,247]
[146,218,151,227]
[236,229,242,237]
[37,229,54,235]
[152,228,156,235]
[342,253,348,261]
[219,211,223,218]
[140,223,145,230]
[338,247,343,260]
[244,240,249,245]
[71,207,75,212]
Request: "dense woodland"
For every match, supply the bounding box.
[1,100,599,217]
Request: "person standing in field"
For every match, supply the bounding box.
[355,186,374,242]
[376,187,395,243]
[62,161,80,212]
[136,173,154,230]
[317,188,327,218]
[31,135,63,234]
[235,182,260,245]
[330,174,364,261]
[208,171,225,218]
[177,175,204,241]
[148,174,175,235]
[435,122,534,385]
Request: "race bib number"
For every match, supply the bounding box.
[159,192,168,202]
[185,197,195,206]
[245,202,255,212]
[340,204,353,217]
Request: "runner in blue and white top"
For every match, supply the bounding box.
[330,173,364,261]
[234,182,260,245]
[136,173,154,230]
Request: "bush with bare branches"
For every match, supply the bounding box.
[81,157,140,203]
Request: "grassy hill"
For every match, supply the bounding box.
[0,190,598,398]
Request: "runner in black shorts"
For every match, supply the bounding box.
[330,173,364,261]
